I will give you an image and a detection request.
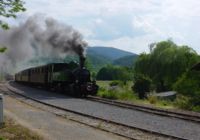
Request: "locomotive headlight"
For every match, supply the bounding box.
[87,85,92,91]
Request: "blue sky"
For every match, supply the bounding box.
[7,0,200,54]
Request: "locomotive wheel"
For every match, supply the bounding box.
[64,85,70,95]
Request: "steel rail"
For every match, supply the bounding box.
[3,85,186,140]
[0,87,136,140]
[87,96,200,123]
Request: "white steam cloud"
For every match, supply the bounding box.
[0,15,87,74]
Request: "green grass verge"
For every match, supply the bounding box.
[0,117,42,140]
[96,80,175,109]
[97,80,200,112]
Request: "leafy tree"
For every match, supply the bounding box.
[134,40,199,92]
[91,71,97,81]
[96,65,133,82]
[0,0,26,29]
[0,0,26,53]
[173,70,200,106]
[0,46,7,53]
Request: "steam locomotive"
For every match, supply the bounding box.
[15,56,98,97]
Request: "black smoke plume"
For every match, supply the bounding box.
[0,15,87,73]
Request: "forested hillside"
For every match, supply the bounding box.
[87,46,135,60]
[86,47,138,71]
[113,55,138,66]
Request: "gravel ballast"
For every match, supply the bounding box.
[8,82,200,140]
[2,90,128,140]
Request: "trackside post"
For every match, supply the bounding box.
[0,94,3,126]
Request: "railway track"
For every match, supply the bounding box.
[0,86,136,140]
[87,96,200,123]
[2,82,198,140]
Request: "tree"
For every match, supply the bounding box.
[134,40,199,92]
[173,70,200,106]
[96,65,133,81]
[0,0,26,53]
[0,46,7,53]
[0,0,26,29]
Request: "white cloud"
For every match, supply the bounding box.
[88,34,165,54]
[76,27,94,38]
[7,0,200,54]
[95,18,104,25]
[132,16,163,35]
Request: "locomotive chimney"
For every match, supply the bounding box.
[79,55,85,69]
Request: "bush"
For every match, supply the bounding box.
[148,95,157,104]
[173,70,200,106]
[98,90,118,99]
[109,80,125,87]
[175,95,193,110]
[132,74,152,99]
[97,81,137,101]
[99,86,106,92]
[109,80,120,86]
[192,106,200,112]
[118,90,136,100]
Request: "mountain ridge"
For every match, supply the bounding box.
[86,46,138,71]
[87,46,136,60]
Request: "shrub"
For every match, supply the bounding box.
[109,80,125,87]
[174,95,193,110]
[148,95,157,104]
[192,106,200,112]
[109,80,120,86]
[100,90,118,99]
[173,70,200,107]
[118,90,136,100]
[132,74,152,99]
[99,87,106,92]
[0,137,5,140]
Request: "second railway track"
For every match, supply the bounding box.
[87,96,200,123]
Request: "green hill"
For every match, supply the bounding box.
[86,46,138,71]
[86,51,112,71]
[113,55,138,67]
[87,46,135,60]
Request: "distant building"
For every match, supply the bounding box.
[191,62,200,71]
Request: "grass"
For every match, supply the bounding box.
[96,80,175,109]
[174,95,200,112]
[0,117,42,140]
[97,81,137,100]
